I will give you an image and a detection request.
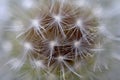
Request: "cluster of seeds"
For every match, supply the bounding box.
[9,0,100,79]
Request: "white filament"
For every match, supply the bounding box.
[7,58,23,70]
[48,40,58,66]
[34,60,45,69]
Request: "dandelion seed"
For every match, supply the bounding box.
[74,19,92,44]
[52,14,66,37]
[63,61,83,78]
[73,40,82,59]
[31,19,46,39]
[48,40,59,66]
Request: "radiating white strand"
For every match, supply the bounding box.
[63,61,83,78]
[61,64,66,80]
[22,42,36,61]
[58,22,66,38]
[53,15,66,38]
[98,25,120,41]
[75,19,91,44]
[7,58,24,70]
[73,40,82,60]
[16,27,32,39]
[73,39,93,59]
[93,50,109,72]
[93,60,104,72]
[48,40,58,66]
[31,19,46,40]
[91,42,104,52]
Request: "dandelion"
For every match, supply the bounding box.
[1,0,120,80]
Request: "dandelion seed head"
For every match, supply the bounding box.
[5,0,104,79]
[18,1,99,77]
[1,0,120,79]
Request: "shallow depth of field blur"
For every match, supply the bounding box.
[0,0,120,80]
